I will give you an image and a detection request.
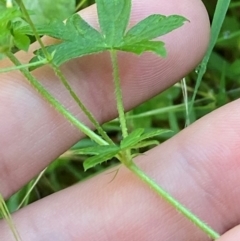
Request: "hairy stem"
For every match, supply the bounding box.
[15,0,50,60]
[16,0,113,145]
[6,52,107,146]
[127,162,220,240]
[52,65,114,144]
[0,59,47,73]
[110,50,128,138]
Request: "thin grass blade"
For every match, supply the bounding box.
[189,0,231,115]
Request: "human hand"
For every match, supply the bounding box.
[0,0,239,240]
[218,227,240,241]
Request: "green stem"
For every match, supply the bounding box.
[0,59,47,73]
[110,50,128,138]
[76,0,88,11]
[110,50,132,163]
[127,162,220,240]
[17,168,47,210]
[6,52,107,146]
[16,0,50,60]
[0,194,22,241]
[52,65,114,145]
[16,0,113,144]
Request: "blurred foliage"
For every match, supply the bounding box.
[22,0,76,24]
[5,0,240,210]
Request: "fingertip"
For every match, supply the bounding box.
[217,226,240,241]
[157,0,210,77]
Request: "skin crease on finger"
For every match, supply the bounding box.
[0,0,209,198]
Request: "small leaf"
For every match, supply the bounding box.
[121,129,171,150]
[138,129,172,142]
[75,145,120,155]
[120,128,144,149]
[118,40,167,57]
[132,140,160,149]
[13,31,30,51]
[124,15,188,43]
[83,149,119,171]
[0,7,25,52]
[96,0,131,46]
[0,7,22,23]
[0,29,11,52]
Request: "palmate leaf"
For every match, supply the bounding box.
[82,129,171,170]
[17,0,187,67]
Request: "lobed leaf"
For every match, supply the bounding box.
[21,2,188,68]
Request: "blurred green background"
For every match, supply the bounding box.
[4,0,240,211]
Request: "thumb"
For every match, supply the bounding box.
[218,226,240,241]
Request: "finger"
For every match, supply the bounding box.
[1,98,239,240]
[0,0,209,197]
[217,226,240,241]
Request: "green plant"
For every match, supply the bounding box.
[0,0,229,240]
[189,0,231,115]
